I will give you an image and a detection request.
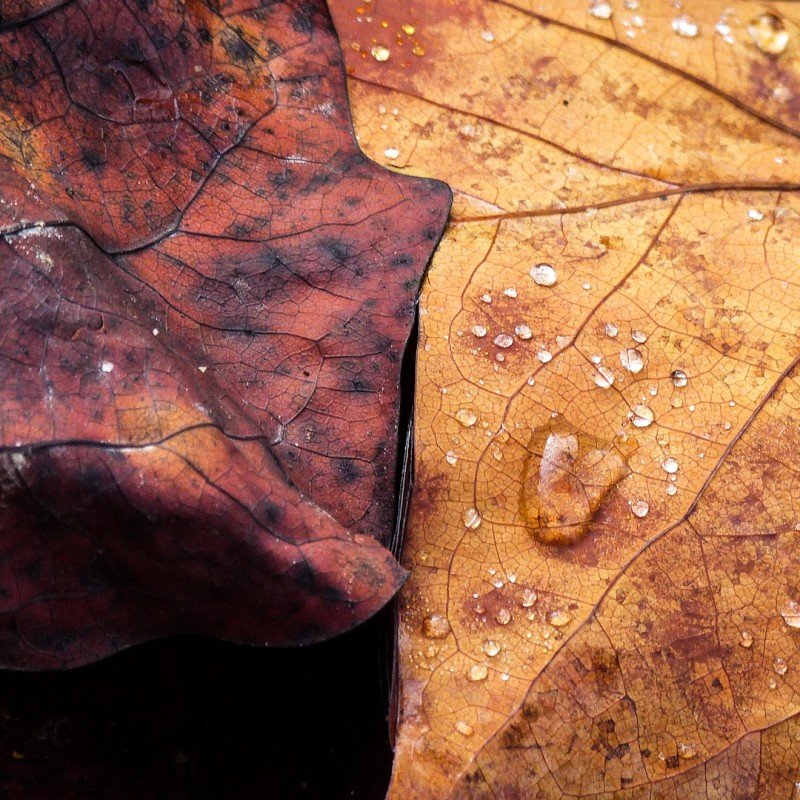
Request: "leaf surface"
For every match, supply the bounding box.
[0,0,450,668]
[330,0,800,795]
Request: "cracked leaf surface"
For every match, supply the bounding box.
[0,0,450,668]
[330,0,800,796]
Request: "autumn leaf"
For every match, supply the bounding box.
[0,0,450,669]
[330,0,800,796]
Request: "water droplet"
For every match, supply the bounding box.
[455,720,474,736]
[500,672,510,681]
[521,418,630,546]
[605,322,619,338]
[630,499,650,518]
[491,577,504,588]
[670,369,688,387]
[748,208,765,221]
[631,404,655,428]
[530,263,558,286]
[739,630,753,648]
[494,333,513,348]
[661,457,679,474]
[620,348,644,373]
[503,287,518,298]
[537,349,553,363]
[781,600,800,628]
[588,0,613,19]
[411,44,425,56]
[768,676,778,690]
[101,361,114,373]
[456,409,478,427]
[527,376,536,386]
[481,30,495,42]
[152,328,160,336]
[468,662,489,681]
[445,450,458,465]
[678,742,697,759]
[463,507,482,529]
[774,656,789,675]
[672,14,699,37]
[402,23,416,35]
[198,365,207,373]
[421,614,450,639]
[384,146,400,159]
[631,329,648,343]
[471,324,487,338]
[507,572,517,584]
[521,588,538,607]
[370,44,390,61]
[515,324,533,340]
[593,364,615,389]
[496,607,512,625]
[548,609,573,627]
[748,13,789,55]
[483,639,501,656]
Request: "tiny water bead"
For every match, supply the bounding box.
[521,588,538,607]
[630,499,650,518]
[620,348,644,373]
[588,0,613,20]
[748,13,789,55]
[537,349,553,363]
[605,322,619,338]
[774,656,789,676]
[455,720,474,737]
[384,146,399,159]
[370,44,390,61]
[748,208,765,221]
[672,14,699,37]
[421,614,450,639]
[739,630,754,648]
[463,507,482,529]
[494,333,513,348]
[782,600,800,628]
[670,369,688,388]
[445,450,458,465]
[483,639,501,657]
[631,329,648,344]
[496,607,512,625]
[530,263,558,286]
[631,404,654,428]
[503,287,518,298]
[472,324,487,338]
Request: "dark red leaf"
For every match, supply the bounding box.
[0,0,450,668]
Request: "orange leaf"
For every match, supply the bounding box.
[331,0,800,795]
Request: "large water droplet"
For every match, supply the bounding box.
[520,417,630,546]
[515,324,532,340]
[421,614,450,639]
[605,322,619,338]
[748,13,789,55]
[782,600,800,628]
[620,348,644,373]
[661,457,679,474]
[631,404,655,428]
[494,333,513,348]
[495,608,512,625]
[630,499,649,518]
[471,324,487,338]
[530,263,558,286]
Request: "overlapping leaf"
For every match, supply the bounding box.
[0,0,450,669]
[330,0,800,795]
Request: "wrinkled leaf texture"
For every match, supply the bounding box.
[0,0,450,669]
[330,0,800,797]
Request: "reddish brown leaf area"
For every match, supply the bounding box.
[0,0,450,668]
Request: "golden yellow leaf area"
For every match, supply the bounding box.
[329,0,800,796]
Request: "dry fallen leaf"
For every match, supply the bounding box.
[330,0,800,795]
[0,0,449,669]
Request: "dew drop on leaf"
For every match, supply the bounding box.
[748,13,789,55]
[468,662,489,681]
[782,601,800,628]
[515,324,532,340]
[548,609,573,627]
[483,639,501,657]
[588,0,613,20]
[672,14,699,37]
[455,720,474,737]
[456,409,478,427]
[739,630,754,648]
[620,348,644,373]
[630,499,650,518]
[421,614,450,639]
[631,329,648,343]
[494,333,513,348]
[671,369,688,387]
[445,450,458,465]
[370,44,390,61]
[604,322,619,338]
[631,404,655,428]
[774,656,789,675]
[520,418,630,545]
[593,364,615,389]
[661,457,679,474]
[495,607,512,625]
[471,324,487,338]
[521,587,538,607]
[530,263,558,286]
[463,507,482,529]
[537,349,553,363]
